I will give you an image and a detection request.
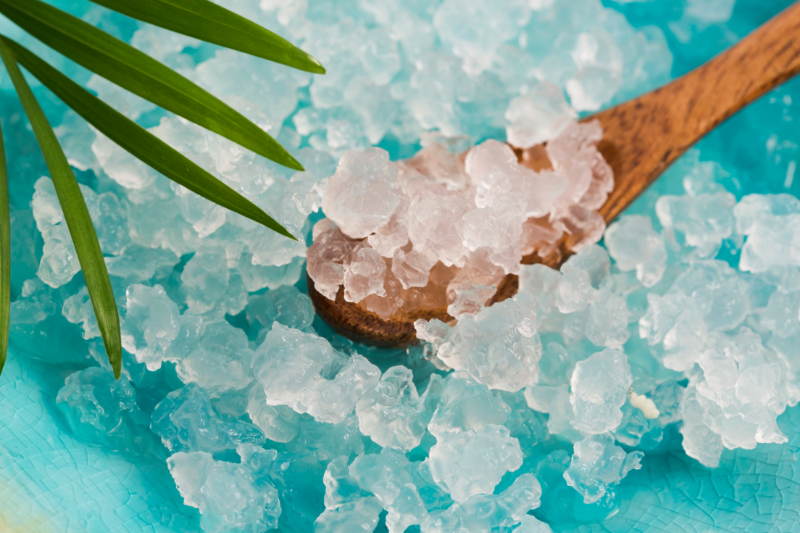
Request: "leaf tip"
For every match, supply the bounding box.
[286,155,305,172]
[305,53,326,75]
[273,223,298,242]
[110,347,122,380]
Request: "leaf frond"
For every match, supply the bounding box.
[0,39,122,378]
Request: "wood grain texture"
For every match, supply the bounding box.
[309,1,800,347]
[593,1,800,222]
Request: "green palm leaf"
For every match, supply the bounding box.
[3,36,297,241]
[0,114,8,374]
[0,0,303,171]
[88,0,325,75]
[0,40,122,378]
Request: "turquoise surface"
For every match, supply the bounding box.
[2,0,800,531]
[0,354,198,532]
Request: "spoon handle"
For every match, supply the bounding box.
[595,1,800,223]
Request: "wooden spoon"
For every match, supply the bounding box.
[308,1,800,347]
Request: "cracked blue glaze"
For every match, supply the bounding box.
[0,353,200,532]
[550,410,800,532]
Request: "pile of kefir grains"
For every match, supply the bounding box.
[3,0,800,531]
